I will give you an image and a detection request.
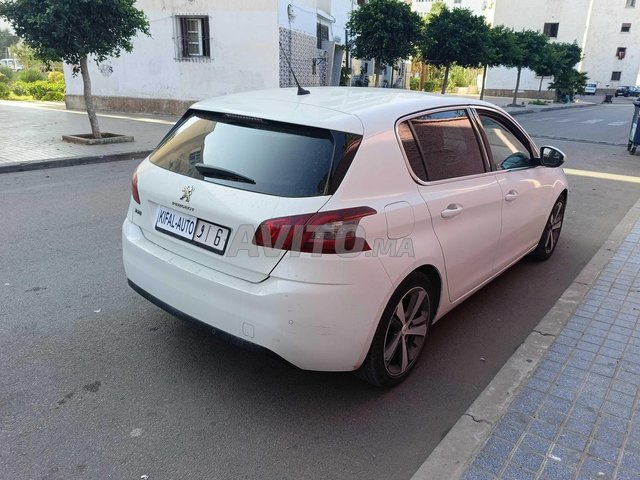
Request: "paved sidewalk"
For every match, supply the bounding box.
[0,100,176,171]
[0,95,595,172]
[414,198,640,480]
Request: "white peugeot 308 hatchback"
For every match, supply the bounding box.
[123,87,568,386]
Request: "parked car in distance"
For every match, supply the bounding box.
[0,58,22,71]
[615,86,633,97]
[629,86,640,97]
[584,83,597,95]
[122,88,568,387]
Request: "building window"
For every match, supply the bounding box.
[622,23,631,32]
[612,71,622,81]
[317,23,329,49]
[177,16,210,59]
[617,47,627,59]
[454,0,462,3]
[543,23,559,38]
[626,0,636,7]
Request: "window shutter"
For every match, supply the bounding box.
[202,17,210,57]
[180,17,189,57]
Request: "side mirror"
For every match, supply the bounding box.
[539,146,566,168]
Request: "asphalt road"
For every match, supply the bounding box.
[2,104,640,480]
[517,99,636,147]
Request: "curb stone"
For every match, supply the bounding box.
[507,103,597,116]
[410,193,640,480]
[0,151,153,174]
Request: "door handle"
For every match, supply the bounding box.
[505,191,519,202]
[441,204,463,218]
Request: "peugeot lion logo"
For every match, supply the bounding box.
[180,186,194,202]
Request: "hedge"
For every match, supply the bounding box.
[0,83,10,99]
[11,80,65,100]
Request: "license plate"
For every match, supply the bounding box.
[192,219,231,255]
[155,205,230,255]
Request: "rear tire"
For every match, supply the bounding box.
[357,272,434,387]
[531,195,565,261]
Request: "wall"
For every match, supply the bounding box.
[581,0,640,87]
[278,0,321,87]
[65,0,355,113]
[277,0,351,88]
[64,0,279,114]
[484,0,591,92]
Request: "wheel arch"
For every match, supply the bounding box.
[413,264,443,319]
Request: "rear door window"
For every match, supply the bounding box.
[150,111,361,197]
[399,109,487,182]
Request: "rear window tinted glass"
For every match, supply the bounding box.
[149,111,360,197]
[398,121,428,181]
[405,110,485,181]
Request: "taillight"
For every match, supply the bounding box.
[131,168,141,204]
[253,207,376,254]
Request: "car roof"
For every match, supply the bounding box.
[191,87,503,136]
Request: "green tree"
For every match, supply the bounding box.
[549,69,588,102]
[479,25,518,100]
[0,27,17,57]
[347,0,421,88]
[0,0,149,139]
[533,41,582,101]
[502,29,548,105]
[419,6,491,94]
[10,41,37,70]
[531,42,556,99]
[415,0,446,91]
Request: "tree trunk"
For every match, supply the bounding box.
[441,64,450,95]
[80,56,101,139]
[538,76,544,100]
[512,66,522,106]
[374,58,380,88]
[419,61,426,91]
[480,65,488,101]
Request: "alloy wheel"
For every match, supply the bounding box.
[383,286,430,377]
[544,200,564,254]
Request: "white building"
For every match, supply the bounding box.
[485,0,640,97]
[64,0,355,114]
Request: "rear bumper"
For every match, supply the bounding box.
[122,219,392,371]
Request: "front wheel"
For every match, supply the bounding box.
[357,272,434,387]
[531,195,565,261]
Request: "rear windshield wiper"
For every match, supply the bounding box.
[194,163,256,184]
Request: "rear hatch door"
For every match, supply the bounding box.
[133,109,362,283]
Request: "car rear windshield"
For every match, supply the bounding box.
[149,110,361,198]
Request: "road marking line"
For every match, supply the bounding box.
[564,168,640,184]
[581,119,603,124]
[556,119,574,123]
[607,121,628,126]
[532,117,555,122]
